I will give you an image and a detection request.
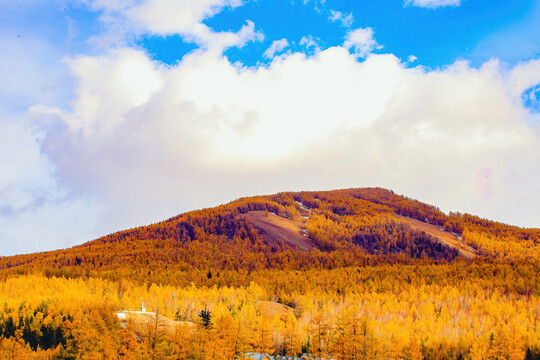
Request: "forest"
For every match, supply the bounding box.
[0,188,539,359]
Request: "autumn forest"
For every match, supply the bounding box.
[0,188,539,359]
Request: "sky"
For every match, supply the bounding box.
[1,0,540,256]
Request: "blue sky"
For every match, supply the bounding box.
[204,0,538,67]
[1,0,540,255]
[4,0,539,106]
[138,0,535,68]
[7,0,537,67]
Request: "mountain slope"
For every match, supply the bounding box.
[1,188,538,284]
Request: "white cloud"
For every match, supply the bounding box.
[263,38,290,59]
[507,59,540,98]
[85,0,243,32]
[404,0,460,9]
[300,35,321,53]
[329,10,354,27]
[0,110,104,256]
[0,19,102,255]
[408,55,418,63]
[58,48,165,135]
[344,27,382,58]
[84,0,263,52]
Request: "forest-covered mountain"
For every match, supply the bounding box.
[1,188,538,281]
[0,188,539,359]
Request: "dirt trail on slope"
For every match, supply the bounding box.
[239,211,315,251]
[394,214,478,259]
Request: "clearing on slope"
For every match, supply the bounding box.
[239,211,316,251]
[394,215,478,259]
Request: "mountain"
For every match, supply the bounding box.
[0,188,539,359]
[1,188,538,284]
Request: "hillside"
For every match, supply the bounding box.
[1,188,539,284]
[0,188,539,359]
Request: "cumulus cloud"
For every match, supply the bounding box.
[54,48,166,135]
[0,111,103,255]
[263,39,289,59]
[329,10,354,27]
[344,27,382,58]
[25,47,540,251]
[0,18,100,255]
[404,0,460,9]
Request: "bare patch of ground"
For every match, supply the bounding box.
[256,301,296,321]
[117,311,195,336]
[239,211,315,251]
[394,215,478,259]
